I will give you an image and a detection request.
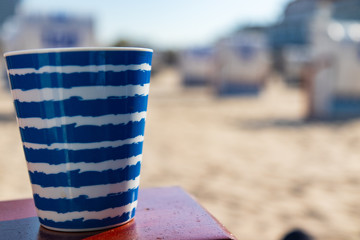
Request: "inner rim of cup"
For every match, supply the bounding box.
[4,47,153,57]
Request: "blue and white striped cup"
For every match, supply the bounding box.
[4,47,153,232]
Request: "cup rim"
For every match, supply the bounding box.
[4,47,153,57]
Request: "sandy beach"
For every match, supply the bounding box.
[1,68,360,240]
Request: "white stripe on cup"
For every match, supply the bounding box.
[27,155,142,174]
[8,63,151,75]
[37,201,138,222]
[32,177,140,199]
[12,84,150,102]
[18,112,147,129]
[23,135,144,150]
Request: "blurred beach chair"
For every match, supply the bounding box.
[179,47,215,87]
[1,13,96,51]
[306,20,360,120]
[213,29,271,96]
[0,12,97,89]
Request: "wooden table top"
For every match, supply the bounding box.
[0,186,236,240]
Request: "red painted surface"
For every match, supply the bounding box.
[0,198,37,221]
[0,187,236,240]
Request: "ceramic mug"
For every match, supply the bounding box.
[4,47,153,232]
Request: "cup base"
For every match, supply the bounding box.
[39,217,134,233]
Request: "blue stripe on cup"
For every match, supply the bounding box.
[5,50,152,69]
[33,187,139,213]
[38,207,137,230]
[19,119,146,144]
[9,71,151,90]
[13,96,149,118]
[29,161,141,188]
[23,142,144,164]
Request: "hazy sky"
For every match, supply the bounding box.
[20,0,291,49]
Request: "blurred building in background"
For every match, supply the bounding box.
[0,0,20,86]
[333,0,360,20]
[0,0,19,30]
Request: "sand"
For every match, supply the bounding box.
[1,68,360,240]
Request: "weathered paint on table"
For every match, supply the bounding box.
[0,187,236,240]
